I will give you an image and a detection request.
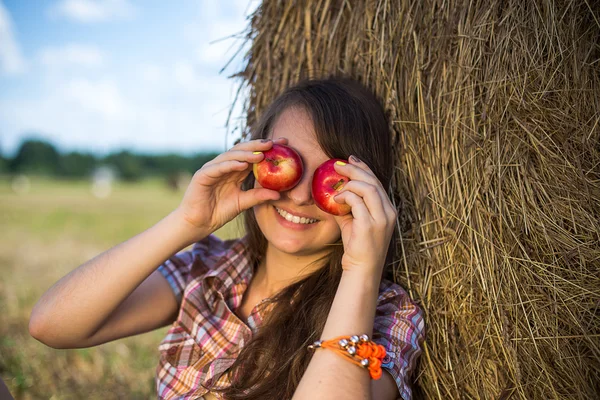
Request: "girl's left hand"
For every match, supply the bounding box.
[332,156,397,274]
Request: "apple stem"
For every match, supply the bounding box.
[266,157,280,166]
[333,179,346,191]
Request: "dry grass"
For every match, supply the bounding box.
[0,176,242,399]
[233,1,600,398]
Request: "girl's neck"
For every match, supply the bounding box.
[253,244,328,298]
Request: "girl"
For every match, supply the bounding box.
[30,78,426,400]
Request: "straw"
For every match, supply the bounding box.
[232,1,600,398]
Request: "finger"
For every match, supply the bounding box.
[333,212,353,233]
[229,136,288,152]
[200,160,250,182]
[334,158,398,217]
[271,137,288,145]
[336,181,387,222]
[210,150,265,165]
[333,161,389,210]
[228,138,276,152]
[237,188,281,211]
[348,155,376,176]
[333,191,371,222]
[333,159,384,191]
[214,137,290,167]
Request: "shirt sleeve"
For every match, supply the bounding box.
[372,280,427,400]
[157,234,226,303]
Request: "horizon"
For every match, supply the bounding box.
[2,133,227,158]
[0,0,259,158]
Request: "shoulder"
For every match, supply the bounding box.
[158,234,251,302]
[183,234,255,284]
[188,234,249,270]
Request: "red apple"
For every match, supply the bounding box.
[311,158,352,216]
[253,144,304,191]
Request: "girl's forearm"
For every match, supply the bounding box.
[29,210,207,346]
[292,267,382,400]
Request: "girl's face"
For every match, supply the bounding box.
[253,106,341,258]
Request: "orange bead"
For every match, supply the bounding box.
[369,358,381,370]
[357,344,372,358]
[371,345,381,358]
[370,367,382,380]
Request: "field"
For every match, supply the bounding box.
[0,176,242,399]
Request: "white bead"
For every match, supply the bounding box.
[308,340,322,350]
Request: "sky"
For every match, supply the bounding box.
[0,0,259,156]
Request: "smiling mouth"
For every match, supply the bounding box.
[274,207,319,225]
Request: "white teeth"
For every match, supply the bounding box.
[275,207,318,224]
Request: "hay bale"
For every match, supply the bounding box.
[233,0,600,398]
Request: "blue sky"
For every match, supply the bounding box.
[0,0,258,156]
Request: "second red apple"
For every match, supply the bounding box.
[311,159,352,216]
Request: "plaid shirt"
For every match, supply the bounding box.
[156,235,426,400]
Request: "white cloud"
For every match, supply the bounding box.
[139,64,162,83]
[184,0,258,68]
[0,0,257,156]
[39,44,104,68]
[0,71,236,156]
[173,60,204,90]
[63,78,127,120]
[0,0,27,75]
[197,37,236,66]
[49,0,135,23]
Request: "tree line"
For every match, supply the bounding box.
[0,138,221,182]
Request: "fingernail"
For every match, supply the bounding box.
[335,161,347,166]
[253,151,262,155]
[260,139,271,143]
[350,155,361,163]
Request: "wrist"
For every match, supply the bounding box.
[341,256,384,278]
[340,267,382,293]
[318,267,381,341]
[165,209,211,248]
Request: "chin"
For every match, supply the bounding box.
[270,237,326,257]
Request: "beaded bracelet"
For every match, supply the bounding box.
[307,334,386,380]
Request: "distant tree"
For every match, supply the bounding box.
[137,152,219,176]
[0,142,5,173]
[0,142,6,173]
[5,137,223,180]
[9,138,60,175]
[188,152,219,174]
[59,151,97,178]
[139,153,190,176]
[103,150,143,182]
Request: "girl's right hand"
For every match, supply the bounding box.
[174,138,286,240]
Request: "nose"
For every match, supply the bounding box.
[285,167,314,206]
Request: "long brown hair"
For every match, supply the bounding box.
[215,77,396,399]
